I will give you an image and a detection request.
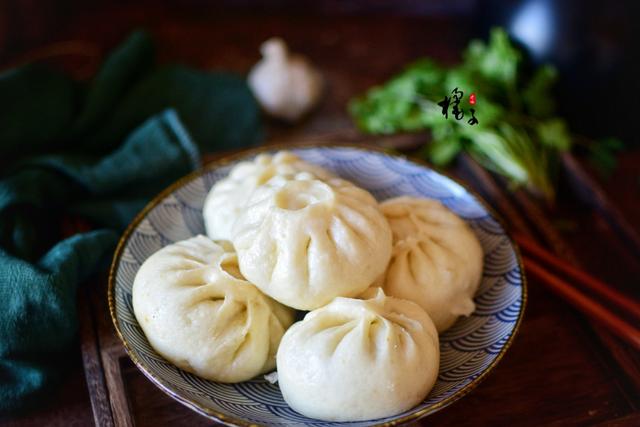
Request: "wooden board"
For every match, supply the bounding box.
[2,7,639,426]
[76,132,640,426]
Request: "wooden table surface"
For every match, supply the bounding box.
[1,3,639,426]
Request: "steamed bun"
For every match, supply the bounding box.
[203,151,333,241]
[231,175,392,310]
[277,289,439,421]
[132,235,295,383]
[376,196,483,332]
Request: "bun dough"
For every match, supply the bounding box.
[132,235,295,383]
[277,289,439,421]
[231,175,392,310]
[376,196,483,332]
[203,151,333,240]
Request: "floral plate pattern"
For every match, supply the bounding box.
[109,144,526,427]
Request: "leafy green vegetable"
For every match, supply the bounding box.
[464,28,521,90]
[350,27,617,200]
[349,59,445,134]
[522,65,557,117]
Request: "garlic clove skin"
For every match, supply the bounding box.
[248,38,323,122]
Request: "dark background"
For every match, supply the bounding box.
[1,2,639,426]
[1,0,638,143]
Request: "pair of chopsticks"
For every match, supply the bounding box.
[514,234,640,351]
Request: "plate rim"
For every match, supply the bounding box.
[108,141,528,427]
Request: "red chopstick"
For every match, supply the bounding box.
[514,234,640,320]
[514,234,640,351]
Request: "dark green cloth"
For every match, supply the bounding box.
[0,31,262,414]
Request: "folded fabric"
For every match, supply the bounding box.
[0,31,262,414]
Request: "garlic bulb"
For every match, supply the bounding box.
[248,38,323,122]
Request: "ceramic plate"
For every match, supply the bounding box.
[109,144,526,426]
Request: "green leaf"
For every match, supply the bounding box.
[348,59,444,134]
[347,26,624,201]
[426,138,462,166]
[463,28,521,89]
[402,59,445,92]
[536,119,571,151]
[465,128,529,184]
[522,65,557,117]
[420,111,462,166]
[464,123,555,198]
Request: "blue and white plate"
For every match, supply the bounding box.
[109,144,526,426]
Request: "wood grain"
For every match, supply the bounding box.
[2,4,640,427]
[78,286,115,427]
[80,147,640,427]
[562,153,640,259]
[87,146,639,426]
